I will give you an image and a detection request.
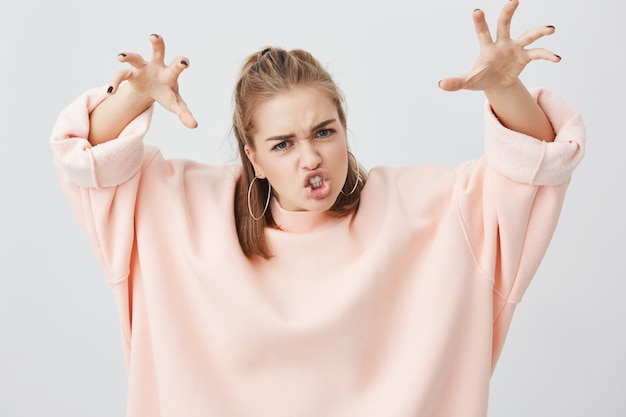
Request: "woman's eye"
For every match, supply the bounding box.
[273,141,290,151]
[315,128,334,138]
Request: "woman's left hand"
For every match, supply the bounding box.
[438,0,560,93]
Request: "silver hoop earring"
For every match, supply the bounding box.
[341,151,362,196]
[340,170,362,196]
[247,176,272,220]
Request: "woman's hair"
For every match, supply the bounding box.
[232,47,367,259]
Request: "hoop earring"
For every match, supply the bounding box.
[340,152,362,196]
[340,170,361,196]
[247,176,272,220]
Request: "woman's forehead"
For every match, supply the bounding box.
[253,86,338,135]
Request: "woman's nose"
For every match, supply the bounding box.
[299,142,321,169]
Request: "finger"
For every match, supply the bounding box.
[526,48,562,63]
[149,33,165,64]
[117,52,147,69]
[473,9,494,47]
[463,65,490,90]
[179,110,198,129]
[517,25,556,47]
[168,56,190,77]
[172,97,198,128]
[438,77,467,92]
[106,68,134,94]
[496,0,519,41]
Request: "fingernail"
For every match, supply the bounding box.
[554,54,562,60]
[181,60,188,66]
[438,80,443,88]
[546,25,555,29]
[150,33,160,38]
[118,53,127,57]
[474,8,480,12]
[107,86,113,94]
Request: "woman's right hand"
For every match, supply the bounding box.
[108,34,197,129]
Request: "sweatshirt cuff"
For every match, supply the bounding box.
[50,86,154,188]
[484,88,586,186]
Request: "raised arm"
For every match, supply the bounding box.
[88,34,197,146]
[439,0,560,142]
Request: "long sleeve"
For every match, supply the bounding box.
[456,87,586,367]
[483,88,585,186]
[50,87,156,285]
[50,86,154,189]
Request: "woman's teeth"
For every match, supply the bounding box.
[309,175,323,188]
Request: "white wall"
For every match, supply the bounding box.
[1,0,624,415]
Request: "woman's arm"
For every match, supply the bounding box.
[88,34,197,146]
[88,85,154,145]
[439,0,560,142]
[484,78,555,142]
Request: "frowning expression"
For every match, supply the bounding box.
[245,86,349,212]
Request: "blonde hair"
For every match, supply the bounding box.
[232,47,367,259]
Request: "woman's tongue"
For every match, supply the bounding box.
[306,175,331,199]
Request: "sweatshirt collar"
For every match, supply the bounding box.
[270,198,341,233]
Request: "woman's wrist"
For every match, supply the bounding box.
[484,79,555,142]
[88,84,154,145]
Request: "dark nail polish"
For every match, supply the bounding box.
[107,86,113,94]
[151,33,160,38]
[118,53,127,57]
[181,60,188,66]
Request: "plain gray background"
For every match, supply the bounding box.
[1,0,624,416]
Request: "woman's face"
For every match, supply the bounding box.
[245,86,349,212]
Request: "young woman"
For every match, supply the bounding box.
[51,1,585,416]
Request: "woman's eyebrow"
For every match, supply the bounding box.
[311,119,336,131]
[264,133,294,143]
[264,118,337,142]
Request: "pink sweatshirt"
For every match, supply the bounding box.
[51,87,585,417]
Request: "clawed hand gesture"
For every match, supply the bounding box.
[106,0,558,130]
[107,34,197,128]
[438,0,560,93]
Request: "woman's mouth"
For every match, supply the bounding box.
[304,172,331,200]
[308,175,323,189]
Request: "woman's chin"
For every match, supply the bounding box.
[278,192,340,213]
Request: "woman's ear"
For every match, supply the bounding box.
[244,145,264,178]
